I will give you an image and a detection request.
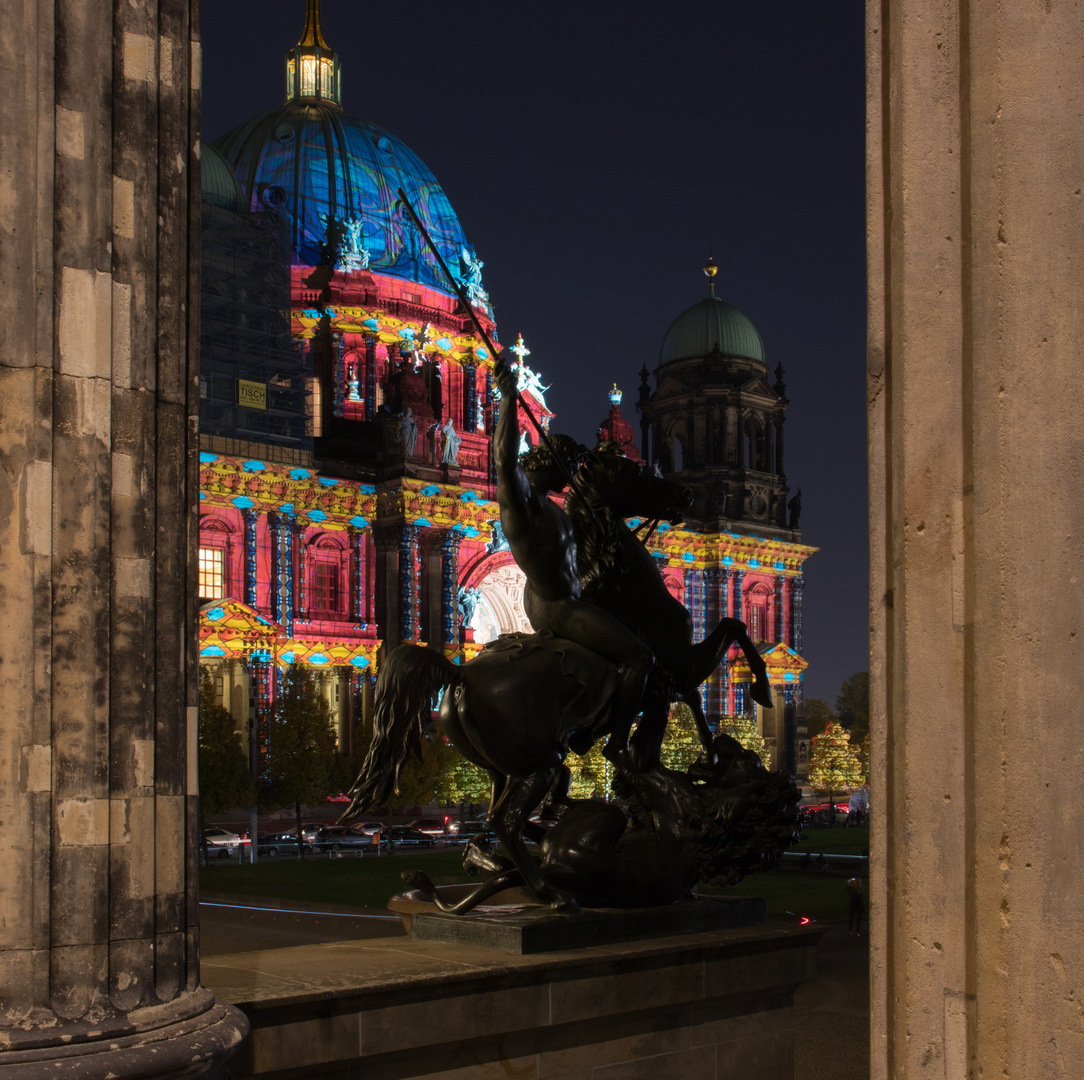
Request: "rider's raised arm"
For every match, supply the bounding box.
[494,361,531,517]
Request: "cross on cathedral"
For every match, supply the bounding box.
[510,333,530,365]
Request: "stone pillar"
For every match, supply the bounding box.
[0,0,246,1073]
[868,3,1084,1076]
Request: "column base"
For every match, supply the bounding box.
[0,988,248,1079]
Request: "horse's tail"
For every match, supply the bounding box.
[338,645,459,823]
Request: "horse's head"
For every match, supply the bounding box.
[574,443,692,524]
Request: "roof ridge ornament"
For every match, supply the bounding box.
[285,0,342,108]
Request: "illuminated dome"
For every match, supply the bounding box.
[213,0,479,298]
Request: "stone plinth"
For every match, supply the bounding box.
[203,922,821,1080]
[399,893,766,954]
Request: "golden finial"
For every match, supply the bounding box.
[704,254,718,296]
[297,0,330,50]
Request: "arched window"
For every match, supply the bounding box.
[744,583,772,643]
[308,535,347,617]
[673,434,685,472]
[199,517,233,602]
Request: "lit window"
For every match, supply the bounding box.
[199,547,225,600]
[312,561,340,614]
[747,602,767,643]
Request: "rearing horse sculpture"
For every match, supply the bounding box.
[339,450,771,910]
[566,443,773,770]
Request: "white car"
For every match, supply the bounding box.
[202,827,242,858]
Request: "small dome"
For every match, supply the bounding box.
[200,140,244,210]
[659,295,766,365]
[213,102,477,298]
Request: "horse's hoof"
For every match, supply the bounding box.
[753,680,774,708]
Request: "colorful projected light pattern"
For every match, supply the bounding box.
[216,108,480,300]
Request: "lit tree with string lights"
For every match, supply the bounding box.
[722,714,769,766]
[807,720,865,826]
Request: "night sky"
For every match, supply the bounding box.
[201,1,868,705]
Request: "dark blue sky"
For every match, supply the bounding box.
[202,1,867,704]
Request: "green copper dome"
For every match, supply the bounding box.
[659,294,766,365]
[200,140,244,210]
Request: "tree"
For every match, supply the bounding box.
[660,702,704,773]
[722,714,769,766]
[198,669,255,862]
[434,750,491,808]
[567,741,610,800]
[260,664,337,856]
[802,697,839,740]
[807,720,865,826]
[835,672,869,741]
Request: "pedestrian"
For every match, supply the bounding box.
[847,876,864,935]
[817,852,829,873]
[800,851,812,872]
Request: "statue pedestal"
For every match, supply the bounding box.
[202,915,821,1080]
[392,888,766,954]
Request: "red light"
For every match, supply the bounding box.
[799,916,811,925]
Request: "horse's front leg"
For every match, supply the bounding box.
[683,689,714,752]
[689,618,773,709]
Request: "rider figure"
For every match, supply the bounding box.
[493,358,653,776]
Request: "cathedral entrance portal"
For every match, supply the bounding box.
[468,561,532,644]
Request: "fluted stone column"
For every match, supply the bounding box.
[868,3,1084,1076]
[0,0,247,1074]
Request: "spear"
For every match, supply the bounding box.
[394,187,575,485]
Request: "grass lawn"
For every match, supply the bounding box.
[200,828,869,925]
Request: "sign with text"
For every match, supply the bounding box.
[238,379,266,410]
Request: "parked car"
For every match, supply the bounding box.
[352,821,385,836]
[371,826,437,850]
[312,825,374,852]
[449,821,501,846]
[255,831,314,857]
[408,817,450,839]
[202,827,242,858]
[279,822,331,843]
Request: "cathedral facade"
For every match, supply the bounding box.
[197,1,814,773]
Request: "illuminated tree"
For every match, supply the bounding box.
[661,702,704,773]
[722,714,769,766]
[807,720,865,825]
[435,749,491,808]
[567,741,610,799]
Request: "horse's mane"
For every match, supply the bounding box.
[565,443,629,596]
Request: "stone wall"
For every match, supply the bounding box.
[867,1,1084,1075]
[0,0,246,1072]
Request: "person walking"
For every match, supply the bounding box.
[847,875,864,935]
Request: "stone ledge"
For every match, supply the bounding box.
[203,921,821,1080]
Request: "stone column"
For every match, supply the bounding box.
[0,0,246,1073]
[868,3,1084,1076]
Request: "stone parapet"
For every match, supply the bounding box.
[203,922,820,1080]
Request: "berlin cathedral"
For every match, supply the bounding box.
[197,0,816,779]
